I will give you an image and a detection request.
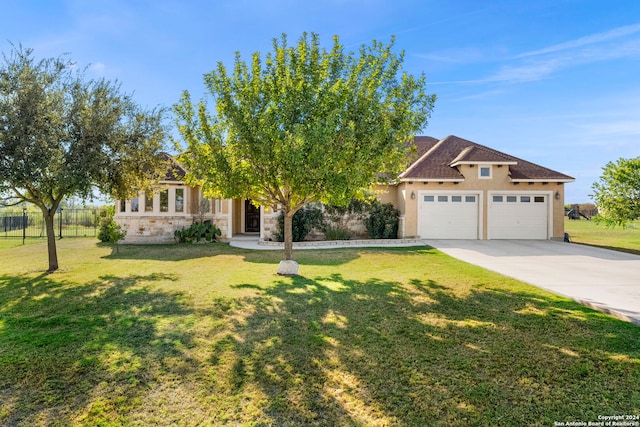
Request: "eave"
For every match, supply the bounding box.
[399,178,465,183]
[511,178,575,183]
[450,160,518,167]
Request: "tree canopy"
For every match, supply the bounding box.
[591,157,640,227]
[174,33,435,264]
[0,45,167,271]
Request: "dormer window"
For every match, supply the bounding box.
[479,166,492,179]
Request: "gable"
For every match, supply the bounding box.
[400,135,574,182]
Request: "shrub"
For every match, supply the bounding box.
[322,224,352,240]
[98,217,117,242]
[175,220,222,243]
[273,199,400,241]
[321,199,367,240]
[98,217,126,252]
[276,206,323,242]
[364,199,400,239]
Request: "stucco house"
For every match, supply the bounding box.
[114,135,574,243]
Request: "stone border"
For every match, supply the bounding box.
[258,238,424,247]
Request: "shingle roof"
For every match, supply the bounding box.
[400,135,574,181]
[159,152,187,182]
[413,136,439,159]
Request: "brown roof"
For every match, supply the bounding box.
[159,152,187,181]
[400,135,574,181]
[413,136,439,159]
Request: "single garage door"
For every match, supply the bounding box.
[489,194,548,239]
[418,193,479,239]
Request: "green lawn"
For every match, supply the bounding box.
[565,217,640,255]
[1,239,639,426]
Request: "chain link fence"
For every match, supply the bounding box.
[0,208,107,239]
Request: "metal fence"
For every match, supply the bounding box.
[0,208,108,239]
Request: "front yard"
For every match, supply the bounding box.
[1,239,639,426]
[565,217,640,255]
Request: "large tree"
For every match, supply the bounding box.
[591,157,640,227]
[0,45,166,272]
[174,33,435,270]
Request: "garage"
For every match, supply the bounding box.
[418,192,479,239]
[488,193,549,239]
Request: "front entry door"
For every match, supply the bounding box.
[245,200,260,233]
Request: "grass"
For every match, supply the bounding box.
[0,237,47,250]
[565,217,640,255]
[1,238,639,426]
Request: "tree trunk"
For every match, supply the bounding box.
[283,210,294,261]
[43,208,59,272]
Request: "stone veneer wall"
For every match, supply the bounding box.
[262,213,279,241]
[116,214,230,244]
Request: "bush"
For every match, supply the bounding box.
[364,200,400,239]
[175,220,222,243]
[321,199,367,240]
[322,224,351,240]
[98,217,126,252]
[109,222,126,241]
[273,199,400,242]
[98,217,118,242]
[276,206,323,242]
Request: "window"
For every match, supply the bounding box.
[507,196,517,203]
[175,188,184,212]
[521,196,531,202]
[534,196,545,203]
[465,196,476,203]
[160,190,169,212]
[131,197,139,212]
[145,193,154,212]
[479,166,491,179]
[438,195,448,202]
[493,195,503,202]
[424,195,434,202]
[119,200,126,213]
[452,196,462,202]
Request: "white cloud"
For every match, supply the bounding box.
[413,47,488,64]
[429,24,640,85]
[516,23,640,58]
[88,62,106,76]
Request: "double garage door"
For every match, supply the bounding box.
[418,192,549,239]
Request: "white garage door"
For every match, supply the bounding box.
[489,194,548,239]
[418,193,479,239]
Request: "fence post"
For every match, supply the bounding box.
[58,207,63,239]
[22,206,27,245]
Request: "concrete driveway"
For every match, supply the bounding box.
[423,239,640,325]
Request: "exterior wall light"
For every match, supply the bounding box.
[411,191,416,200]
[555,191,561,200]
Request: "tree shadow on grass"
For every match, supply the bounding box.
[218,274,640,426]
[2,265,639,425]
[101,242,426,266]
[0,272,199,426]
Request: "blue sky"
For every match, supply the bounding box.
[2,0,639,203]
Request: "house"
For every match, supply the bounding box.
[114,135,574,243]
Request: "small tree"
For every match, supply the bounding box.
[0,45,166,271]
[107,221,126,253]
[175,33,435,272]
[591,157,640,227]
